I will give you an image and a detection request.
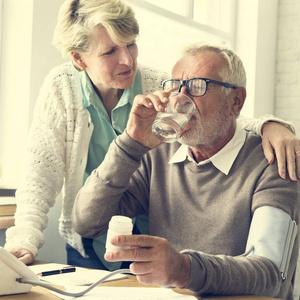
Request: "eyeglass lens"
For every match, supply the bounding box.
[163,79,207,96]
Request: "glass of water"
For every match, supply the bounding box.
[152,93,196,143]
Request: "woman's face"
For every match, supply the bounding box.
[73,26,138,91]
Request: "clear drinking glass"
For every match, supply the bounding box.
[152,93,196,143]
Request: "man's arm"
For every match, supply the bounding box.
[73,132,151,238]
[73,91,172,237]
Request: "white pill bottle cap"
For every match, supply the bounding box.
[105,216,133,253]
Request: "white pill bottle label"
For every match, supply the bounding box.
[105,215,133,253]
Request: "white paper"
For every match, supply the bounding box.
[0,196,16,205]
[29,263,126,286]
[52,286,197,300]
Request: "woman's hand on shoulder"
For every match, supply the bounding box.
[262,121,300,181]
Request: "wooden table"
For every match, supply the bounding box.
[0,272,279,300]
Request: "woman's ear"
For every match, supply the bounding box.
[232,87,246,115]
[70,52,87,71]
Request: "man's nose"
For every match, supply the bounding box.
[178,83,189,95]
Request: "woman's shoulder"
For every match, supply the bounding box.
[46,61,80,83]
[138,64,169,79]
[36,61,83,110]
[138,64,169,94]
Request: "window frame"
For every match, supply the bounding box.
[126,0,237,47]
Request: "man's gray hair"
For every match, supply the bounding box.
[184,43,247,89]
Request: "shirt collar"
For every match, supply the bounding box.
[169,122,246,175]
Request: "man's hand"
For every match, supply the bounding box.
[6,247,34,265]
[126,92,170,149]
[262,122,300,181]
[104,235,191,288]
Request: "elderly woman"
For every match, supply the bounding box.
[4,0,300,270]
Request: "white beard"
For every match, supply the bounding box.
[179,98,233,148]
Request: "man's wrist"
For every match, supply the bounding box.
[116,131,150,161]
[174,253,191,288]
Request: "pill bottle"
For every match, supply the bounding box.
[105,215,133,253]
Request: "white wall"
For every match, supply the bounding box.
[275,0,300,136]
[275,1,300,299]
[0,0,65,187]
[235,0,278,118]
[0,0,66,262]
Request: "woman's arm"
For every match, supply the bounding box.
[4,68,68,263]
[238,115,300,181]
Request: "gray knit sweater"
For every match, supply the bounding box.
[73,131,299,299]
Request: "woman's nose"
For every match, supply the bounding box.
[119,47,133,65]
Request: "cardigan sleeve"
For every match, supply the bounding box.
[238,114,296,136]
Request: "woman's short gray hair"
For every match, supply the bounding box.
[184,43,247,89]
[53,0,139,57]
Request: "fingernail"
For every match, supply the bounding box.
[105,252,111,260]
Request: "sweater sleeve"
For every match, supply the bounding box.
[181,250,282,297]
[4,65,76,256]
[238,114,296,136]
[73,132,150,238]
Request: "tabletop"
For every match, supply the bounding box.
[0,272,280,300]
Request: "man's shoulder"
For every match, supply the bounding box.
[145,142,181,162]
[241,131,263,151]
[235,132,268,169]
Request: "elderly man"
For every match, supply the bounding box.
[73,44,299,299]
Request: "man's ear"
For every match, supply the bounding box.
[232,87,246,115]
[70,52,87,70]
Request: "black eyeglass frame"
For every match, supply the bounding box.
[161,77,237,97]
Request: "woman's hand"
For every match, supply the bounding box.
[6,247,35,265]
[261,122,300,181]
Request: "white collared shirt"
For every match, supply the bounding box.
[169,122,246,175]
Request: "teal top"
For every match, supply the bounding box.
[80,68,148,270]
[81,68,142,181]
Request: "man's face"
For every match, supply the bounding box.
[171,51,235,148]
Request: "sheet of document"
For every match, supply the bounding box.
[29,263,126,286]
[52,286,197,300]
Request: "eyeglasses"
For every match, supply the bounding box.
[161,78,237,97]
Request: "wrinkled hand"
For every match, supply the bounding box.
[6,247,34,265]
[262,122,300,181]
[126,91,170,149]
[104,235,190,288]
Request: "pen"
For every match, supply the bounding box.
[37,267,76,277]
